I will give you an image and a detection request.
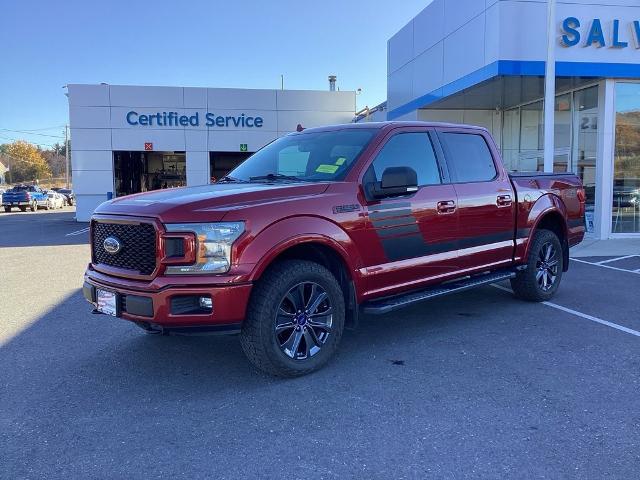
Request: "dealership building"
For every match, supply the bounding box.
[69,0,640,238]
[359,0,640,239]
[67,84,355,221]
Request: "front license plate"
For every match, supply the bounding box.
[96,289,117,316]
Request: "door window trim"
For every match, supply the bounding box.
[358,127,450,194]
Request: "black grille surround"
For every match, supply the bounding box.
[92,220,157,276]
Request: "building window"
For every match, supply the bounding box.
[500,85,599,231]
[613,83,640,234]
[571,86,598,214]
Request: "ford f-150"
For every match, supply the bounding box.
[83,122,585,376]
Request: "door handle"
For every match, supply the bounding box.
[497,194,512,207]
[437,200,456,214]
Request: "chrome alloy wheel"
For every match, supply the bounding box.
[275,282,333,360]
[536,242,559,292]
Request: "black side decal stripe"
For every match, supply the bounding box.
[369,209,414,220]
[378,229,520,262]
[369,202,411,212]
[376,224,421,238]
[457,231,513,250]
[371,217,416,228]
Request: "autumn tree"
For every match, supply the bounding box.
[3,141,52,184]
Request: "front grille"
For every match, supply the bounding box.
[92,221,157,275]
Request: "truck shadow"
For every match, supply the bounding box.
[0,284,547,477]
[0,286,510,401]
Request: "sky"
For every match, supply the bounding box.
[0,0,429,148]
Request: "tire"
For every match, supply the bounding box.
[45,202,51,211]
[240,260,346,377]
[19,206,26,212]
[4,207,10,213]
[510,229,563,302]
[31,201,37,212]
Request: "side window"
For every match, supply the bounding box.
[368,132,441,186]
[439,133,497,183]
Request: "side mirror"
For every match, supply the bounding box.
[368,166,418,199]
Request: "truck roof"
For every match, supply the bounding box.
[288,121,490,135]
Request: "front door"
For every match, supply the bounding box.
[436,128,516,271]
[359,128,459,297]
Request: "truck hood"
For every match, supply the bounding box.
[94,182,331,223]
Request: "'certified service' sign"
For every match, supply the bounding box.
[126,111,264,128]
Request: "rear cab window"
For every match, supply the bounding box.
[438,132,497,183]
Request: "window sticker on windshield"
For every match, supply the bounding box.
[316,164,339,174]
[334,157,346,165]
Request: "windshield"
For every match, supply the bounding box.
[227,129,376,182]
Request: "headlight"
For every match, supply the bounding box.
[164,222,244,274]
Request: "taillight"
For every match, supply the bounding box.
[576,187,586,203]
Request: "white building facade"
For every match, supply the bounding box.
[67,84,355,221]
[380,0,640,239]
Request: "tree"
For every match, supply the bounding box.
[3,141,52,184]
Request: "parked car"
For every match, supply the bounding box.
[83,121,585,377]
[57,188,75,206]
[2,185,48,212]
[45,191,65,209]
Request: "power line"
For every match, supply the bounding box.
[0,134,59,148]
[0,128,64,139]
[1,125,65,132]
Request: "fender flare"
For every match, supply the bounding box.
[244,216,362,283]
[523,193,569,265]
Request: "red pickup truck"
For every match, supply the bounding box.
[83,122,585,376]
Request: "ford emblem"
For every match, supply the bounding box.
[103,236,122,255]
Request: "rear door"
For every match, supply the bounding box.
[359,127,459,297]
[435,128,515,271]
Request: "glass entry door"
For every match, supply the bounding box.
[613,83,640,234]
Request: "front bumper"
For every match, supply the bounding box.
[83,271,252,332]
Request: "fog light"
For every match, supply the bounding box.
[199,296,213,310]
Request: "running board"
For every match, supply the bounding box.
[362,270,516,315]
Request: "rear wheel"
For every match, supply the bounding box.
[31,201,37,212]
[510,229,563,302]
[4,206,11,213]
[19,206,26,212]
[240,260,345,377]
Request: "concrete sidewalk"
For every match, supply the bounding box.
[570,237,640,257]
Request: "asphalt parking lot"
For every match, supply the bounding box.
[1,212,639,479]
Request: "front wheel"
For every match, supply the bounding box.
[510,229,563,302]
[4,206,11,213]
[240,260,345,377]
[31,201,37,212]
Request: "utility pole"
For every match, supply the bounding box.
[64,125,70,188]
[543,0,556,173]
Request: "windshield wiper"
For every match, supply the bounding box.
[217,175,246,183]
[249,173,304,182]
